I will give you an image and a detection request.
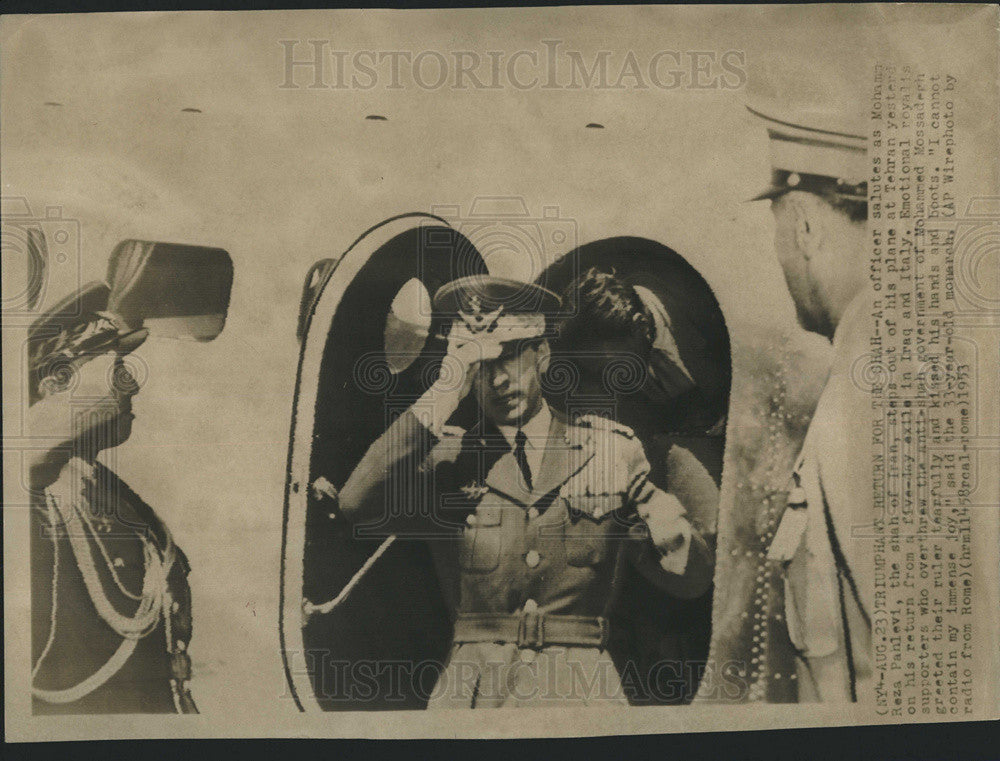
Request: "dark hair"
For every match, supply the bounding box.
[559,267,655,355]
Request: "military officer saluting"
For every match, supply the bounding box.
[338,276,714,707]
[749,68,874,702]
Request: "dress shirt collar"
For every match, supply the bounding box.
[497,403,552,477]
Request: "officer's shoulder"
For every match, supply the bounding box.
[91,462,170,541]
[571,414,637,440]
[832,291,874,364]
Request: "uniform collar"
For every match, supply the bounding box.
[496,403,552,452]
[481,408,592,506]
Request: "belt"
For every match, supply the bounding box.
[453,612,610,650]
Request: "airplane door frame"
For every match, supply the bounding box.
[279,213,453,712]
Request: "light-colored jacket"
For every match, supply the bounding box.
[338,406,716,707]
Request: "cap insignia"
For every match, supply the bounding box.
[459,297,504,333]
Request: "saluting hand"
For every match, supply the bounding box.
[418,321,503,434]
[435,322,504,401]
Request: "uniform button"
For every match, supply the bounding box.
[466,514,477,526]
[523,599,538,613]
[113,557,125,568]
[525,550,541,568]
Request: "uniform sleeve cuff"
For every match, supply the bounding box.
[413,388,460,439]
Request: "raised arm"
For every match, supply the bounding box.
[336,406,441,526]
[338,323,503,526]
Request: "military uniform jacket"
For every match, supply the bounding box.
[31,458,196,714]
[338,406,714,707]
[775,294,875,702]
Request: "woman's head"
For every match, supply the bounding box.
[558,268,655,397]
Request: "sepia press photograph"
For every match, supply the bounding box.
[2,3,998,741]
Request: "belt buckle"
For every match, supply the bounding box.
[517,611,544,649]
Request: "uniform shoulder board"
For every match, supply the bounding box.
[575,414,636,439]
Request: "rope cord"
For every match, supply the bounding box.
[818,477,866,701]
[55,492,164,637]
[75,496,144,601]
[32,640,140,704]
[835,563,857,702]
[31,458,175,704]
[31,498,61,682]
[303,535,396,617]
[819,479,872,629]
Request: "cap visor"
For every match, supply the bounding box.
[746,184,789,202]
[115,328,150,355]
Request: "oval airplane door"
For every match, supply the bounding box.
[281,214,486,711]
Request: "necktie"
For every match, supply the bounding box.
[513,429,533,492]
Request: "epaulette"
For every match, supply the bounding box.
[574,414,637,440]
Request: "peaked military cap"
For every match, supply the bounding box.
[433,275,561,344]
[27,281,149,404]
[747,61,868,203]
[27,281,149,364]
[28,281,111,346]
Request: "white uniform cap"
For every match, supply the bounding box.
[746,56,868,202]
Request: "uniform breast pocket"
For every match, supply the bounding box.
[561,496,619,567]
[458,505,503,573]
